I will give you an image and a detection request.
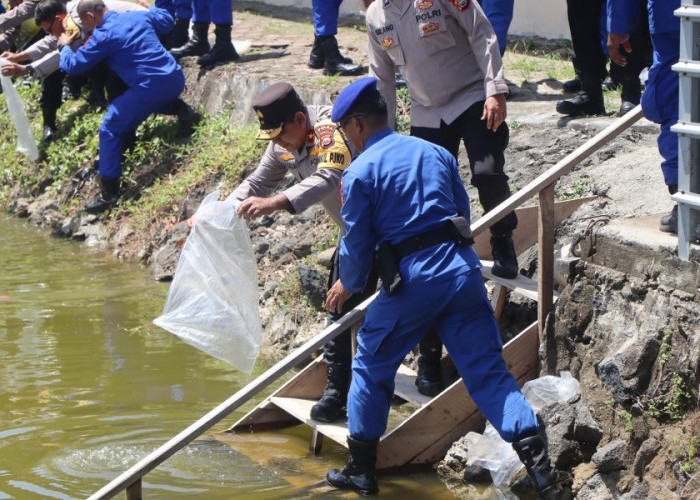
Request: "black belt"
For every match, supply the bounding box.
[393,224,471,260]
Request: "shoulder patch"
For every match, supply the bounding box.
[451,0,470,10]
[314,120,351,172]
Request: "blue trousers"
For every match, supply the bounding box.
[312,0,342,37]
[481,0,514,56]
[347,268,539,443]
[640,30,679,187]
[155,0,192,20]
[192,0,232,25]
[98,73,185,179]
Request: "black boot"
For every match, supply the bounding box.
[85,175,120,214]
[197,24,239,66]
[556,76,606,116]
[316,35,365,76]
[171,22,209,59]
[42,109,56,144]
[562,77,581,93]
[308,34,353,69]
[512,434,571,499]
[171,98,202,136]
[660,185,678,234]
[415,337,444,397]
[618,76,641,116]
[491,231,519,279]
[310,365,349,422]
[326,436,379,495]
[167,17,190,50]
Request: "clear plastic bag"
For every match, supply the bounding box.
[153,191,262,374]
[0,59,39,161]
[465,372,581,488]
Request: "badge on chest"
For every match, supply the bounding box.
[414,0,444,37]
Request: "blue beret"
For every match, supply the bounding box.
[331,77,379,123]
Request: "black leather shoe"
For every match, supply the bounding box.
[309,35,354,69]
[618,100,636,116]
[491,232,519,279]
[41,125,55,144]
[197,24,239,65]
[659,205,678,234]
[415,354,444,397]
[85,194,119,214]
[562,78,581,93]
[171,22,209,59]
[311,394,345,422]
[556,90,606,116]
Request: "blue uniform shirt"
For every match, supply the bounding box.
[59,7,181,88]
[607,0,680,35]
[339,129,481,293]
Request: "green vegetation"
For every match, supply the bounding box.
[396,87,411,134]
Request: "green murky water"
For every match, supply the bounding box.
[0,216,460,499]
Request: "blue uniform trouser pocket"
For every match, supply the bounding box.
[347,270,538,443]
[98,74,185,179]
[641,30,679,186]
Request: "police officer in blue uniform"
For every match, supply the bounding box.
[59,0,193,213]
[324,77,568,498]
[170,0,237,66]
[308,0,365,76]
[608,0,681,232]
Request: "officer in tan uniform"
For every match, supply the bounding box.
[190,82,379,423]
[366,0,519,392]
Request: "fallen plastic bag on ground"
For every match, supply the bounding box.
[0,58,39,161]
[464,371,580,488]
[153,190,262,374]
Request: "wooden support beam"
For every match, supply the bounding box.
[125,480,141,500]
[491,284,509,321]
[537,184,555,335]
[310,429,323,455]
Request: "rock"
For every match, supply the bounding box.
[298,264,326,311]
[27,199,61,227]
[152,222,190,281]
[573,401,604,447]
[12,198,30,217]
[596,336,660,403]
[572,461,598,491]
[576,472,623,500]
[254,239,270,256]
[55,215,81,238]
[592,439,627,473]
[113,223,134,247]
[619,482,650,499]
[462,464,491,484]
[632,438,661,478]
[316,247,336,268]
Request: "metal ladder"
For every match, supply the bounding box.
[672,1,700,259]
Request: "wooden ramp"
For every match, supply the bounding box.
[224,198,587,472]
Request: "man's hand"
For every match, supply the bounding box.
[57,31,79,48]
[326,279,352,314]
[9,0,22,8]
[186,214,197,228]
[482,93,507,132]
[137,0,150,8]
[1,51,25,63]
[0,62,27,77]
[607,33,631,67]
[236,194,292,220]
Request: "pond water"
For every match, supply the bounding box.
[0,216,459,499]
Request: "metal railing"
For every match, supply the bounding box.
[672,1,700,260]
[90,106,644,499]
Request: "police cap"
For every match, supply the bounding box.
[252,82,305,140]
[331,77,379,123]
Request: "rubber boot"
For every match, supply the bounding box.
[171,22,209,59]
[491,231,519,279]
[317,35,364,76]
[555,76,606,116]
[197,24,239,66]
[618,76,641,117]
[415,336,444,397]
[326,436,379,495]
[660,184,678,234]
[167,17,190,50]
[308,34,353,69]
[85,175,120,214]
[310,365,349,423]
[512,434,571,499]
[172,98,202,136]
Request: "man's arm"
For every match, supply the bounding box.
[59,30,112,75]
[447,153,471,218]
[606,0,640,67]
[366,8,397,129]
[339,171,378,294]
[228,142,289,203]
[146,5,175,35]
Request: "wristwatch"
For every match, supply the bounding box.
[25,64,34,76]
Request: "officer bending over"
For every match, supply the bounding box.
[324,77,569,498]
[58,0,198,213]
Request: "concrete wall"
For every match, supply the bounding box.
[255,0,571,40]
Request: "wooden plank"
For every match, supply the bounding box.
[269,397,350,446]
[310,429,323,455]
[491,284,508,321]
[394,364,432,406]
[538,185,556,334]
[471,106,643,238]
[87,292,377,500]
[125,480,141,500]
[481,260,547,302]
[473,197,595,260]
[375,322,539,472]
